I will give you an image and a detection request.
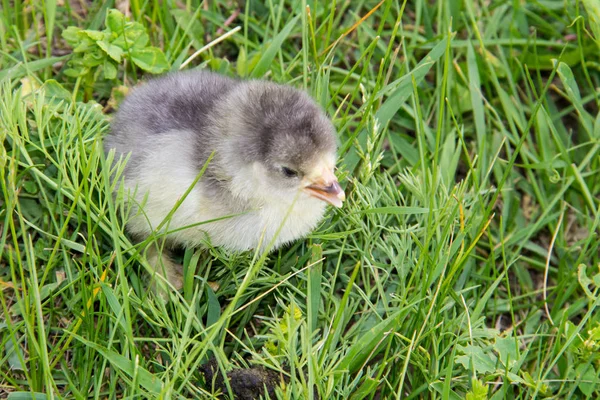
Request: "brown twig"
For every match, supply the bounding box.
[216,9,241,36]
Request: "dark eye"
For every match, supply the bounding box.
[281,166,299,178]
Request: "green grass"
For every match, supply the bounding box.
[1,0,600,398]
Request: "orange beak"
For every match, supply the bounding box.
[303,168,345,208]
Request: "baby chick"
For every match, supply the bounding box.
[104,71,344,289]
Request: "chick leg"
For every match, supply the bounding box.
[144,244,184,292]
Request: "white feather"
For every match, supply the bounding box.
[122,130,328,253]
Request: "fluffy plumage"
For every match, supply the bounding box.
[105,70,344,288]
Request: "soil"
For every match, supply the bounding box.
[200,358,282,400]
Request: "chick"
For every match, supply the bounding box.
[104,71,344,289]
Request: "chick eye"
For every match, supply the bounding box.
[281,166,299,178]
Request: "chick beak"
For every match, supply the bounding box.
[304,168,345,208]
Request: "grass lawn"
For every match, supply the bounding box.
[1,0,600,398]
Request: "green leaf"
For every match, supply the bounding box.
[7,393,48,400]
[307,244,322,333]
[45,0,57,46]
[42,79,70,98]
[321,262,361,367]
[251,15,300,78]
[465,379,489,400]
[83,52,105,67]
[206,285,220,327]
[388,134,419,166]
[471,271,506,323]
[556,61,594,136]
[61,26,81,44]
[101,284,128,332]
[360,206,430,215]
[133,31,151,49]
[578,264,598,300]
[583,0,600,46]
[0,56,68,81]
[350,377,380,400]
[494,336,519,368]
[72,39,93,53]
[439,131,460,186]
[21,218,86,254]
[576,364,598,396]
[497,86,525,132]
[430,382,462,400]
[106,9,126,33]
[112,22,149,49]
[521,47,585,70]
[237,46,247,77]
[97,40,123,62]
[210,57,231,75]
[5,339,26,371]
[103,59,118,79]
[69,332,162,394]
[22,180,37,194]
[131,47,169,73]
[594,109,600,139]
[246,51,262,75]
[455,344,497,374]
[564,321,584,351]
[130,29,150,49]
[81,29,105,41]
[467,42,486,175]
[183,249,200,301]
[522,371,549,394]
[41,79,72,106]
[171,9,204,49]
[337,309,403,373]
[64,67,87,78]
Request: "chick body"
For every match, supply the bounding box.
[121,126,327,251]
[105,71,342,286]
